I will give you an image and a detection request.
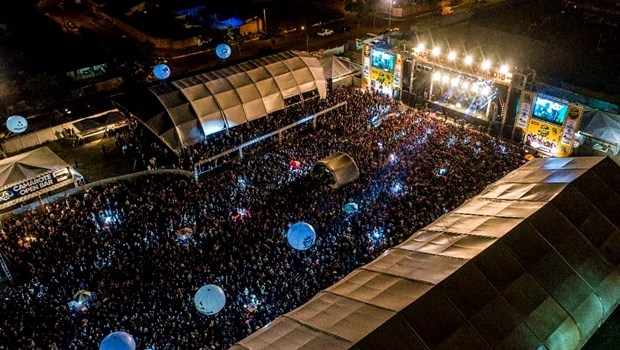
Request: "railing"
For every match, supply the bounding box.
[193,101,348,179]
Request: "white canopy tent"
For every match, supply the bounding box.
[580,109,620,146]
[137,51,327,154]
[0,147,75,210]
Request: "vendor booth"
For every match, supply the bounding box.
[0,147,82,211]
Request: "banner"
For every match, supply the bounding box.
[524,118,562,156]
[516,91,535,129]
[362,45,371,88]
[0,167,73,206]
[557,104,584,157]
[393,54,403,88]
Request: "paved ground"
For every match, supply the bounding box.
[47,136,134,182]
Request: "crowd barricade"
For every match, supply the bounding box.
[193,102,348,179]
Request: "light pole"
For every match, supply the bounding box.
[263,8,268,33]
[301,26,309,52]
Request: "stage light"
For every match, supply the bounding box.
[461,81,469,90]
[442,74,450,83]
[432,72,442,81]
[450,77,459,86]
[464,56,473,65]
[448,51,456,61]
[481,86,491,96]
[471,84,479,93]
[431,47,440,57]
[481,60,491,70]
[455,102,462,108]
[500,64,509,74]
[415,43,425,52]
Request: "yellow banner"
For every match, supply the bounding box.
[370,68,393,88]
[525,118,563,156]
[557,104,583,157]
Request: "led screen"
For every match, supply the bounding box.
[532,97,568,125]
[371,51,394,71]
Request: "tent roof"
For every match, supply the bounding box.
[580,109,620,145]
[0,147,69,188]
[233,156,620,350]
[319,56,361,80]
[132,51,326,154]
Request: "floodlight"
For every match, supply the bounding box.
[499,64,509,74]
[448,51,456,61]
[464,56,473,65]
[481,60,491,70]
[432,72,442,81]
[431,47,440,57]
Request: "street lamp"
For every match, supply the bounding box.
[301,26,309,52]
[388,0,394,31]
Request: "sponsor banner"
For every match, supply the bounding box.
[557,104,584,157]
[524,118,562,156]
[0,167,73,205]
[370,68,393,88]
[393,54,403,88]
[362,56,370,88]
[516,91,535,129]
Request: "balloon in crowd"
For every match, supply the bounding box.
[287,222,317,250]
[99,331,136,350]
[194,284,227,315]
[152,63,171,80]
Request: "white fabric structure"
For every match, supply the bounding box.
[232,156,620,350]
[312,153,360,189]
[319,56,361,81]
[139,51,326,153]
[0,147,68,188]
[580,109,620,146]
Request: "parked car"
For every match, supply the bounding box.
[339,25,351,33]
[317,28,334,37]
[282,26,298,34]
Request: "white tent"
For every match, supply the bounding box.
[137,51,327,154]
[580,109,620,146]
[319,56,361,81]
[0,147,74,210]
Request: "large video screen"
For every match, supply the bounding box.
[371,50,394,71]
[532,96,568,125]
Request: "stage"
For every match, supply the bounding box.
[428,100,491,127]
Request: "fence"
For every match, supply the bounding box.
[193,101,348,178]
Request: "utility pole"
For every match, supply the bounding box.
[263,8,268,33]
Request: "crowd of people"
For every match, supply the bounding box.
[0,86,524,349]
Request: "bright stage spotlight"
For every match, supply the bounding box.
[442,74,450,83]
[500,64,509,74]
[464,55,473,65]
[450,77,460,86]
[431,47,441,57]
[481,60,491,70]
[471,84,479,93]
[432,71,442,81]
[415,43,425,52]
[461,81,469,90]
[448,51,457,61]
[481,86,491,96]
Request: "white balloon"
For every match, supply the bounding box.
[6,115,28,134]
[194,284,226,315]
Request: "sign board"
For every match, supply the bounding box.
[0,167,73,208]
